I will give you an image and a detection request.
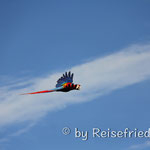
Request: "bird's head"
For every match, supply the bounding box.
[76,84,81,90]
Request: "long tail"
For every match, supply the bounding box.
[21,90,55,95]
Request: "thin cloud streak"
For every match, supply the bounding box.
[129,141,150,150]
[0,43,150,127]
[0,123,35,143]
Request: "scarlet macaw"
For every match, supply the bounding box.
[22,71,81,95]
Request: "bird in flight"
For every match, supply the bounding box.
[22,71,81,95]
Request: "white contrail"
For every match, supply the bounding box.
[0,43,150,127]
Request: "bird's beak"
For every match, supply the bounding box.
[76,84,81,90]
[79,85,81,90]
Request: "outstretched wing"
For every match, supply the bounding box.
[56,71,74,87]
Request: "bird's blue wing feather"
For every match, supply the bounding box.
[56,71,74,87]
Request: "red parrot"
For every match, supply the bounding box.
[21,71,81,95]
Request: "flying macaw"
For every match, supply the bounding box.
[22,71,81,95]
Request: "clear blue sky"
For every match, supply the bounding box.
[0,0,150,150]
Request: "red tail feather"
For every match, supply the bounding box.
[21,90,55,95]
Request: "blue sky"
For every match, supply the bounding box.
[0,0,150,150]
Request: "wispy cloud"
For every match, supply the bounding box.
[129,141,150,150]
[0,123,35,143]
[0,43,150,128]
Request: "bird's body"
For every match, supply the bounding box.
[57,82,80,92]
[22,72,80,95]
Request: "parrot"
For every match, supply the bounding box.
[21,71,81,95]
